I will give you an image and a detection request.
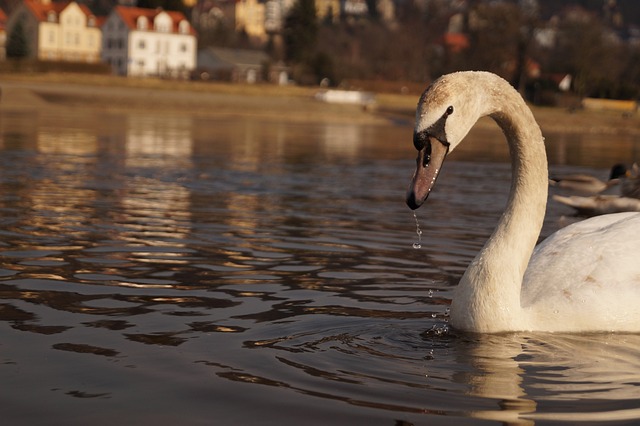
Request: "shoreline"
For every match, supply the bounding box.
[0,73,395,125]
[1,73,639,135]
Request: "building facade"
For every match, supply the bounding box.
[6,0,101,62]
[0,9,7,60]
[102,6,197,78]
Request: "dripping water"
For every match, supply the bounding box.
[412,211,422,249]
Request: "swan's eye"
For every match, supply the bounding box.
[446,106,454,116]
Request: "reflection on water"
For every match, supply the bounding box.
[0,110,639,424]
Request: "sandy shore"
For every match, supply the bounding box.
[1,73,639,135]
[0,73,395,125]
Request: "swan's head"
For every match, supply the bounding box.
[406,72,487,210]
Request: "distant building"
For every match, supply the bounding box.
[193,0,268,44]
[101,6,197,78]
[225,0,267,42]
[196,46,288,84]
[377,0,395,24]
[194,0,347,42]
[263,0,287,33]
[6,0,101,62]
[0,8,7,60]
[343,0,368,19]
[442,32,469,53]
[316,0,340,23]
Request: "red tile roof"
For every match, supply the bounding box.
[23,0,96,23]
[442,32,470,53]
[113,5,195,35]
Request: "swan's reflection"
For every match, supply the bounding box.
[1,110,640,423]
[452,333,640,423]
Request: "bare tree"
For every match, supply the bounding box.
[464,2,523,79]
[551,14,624,98]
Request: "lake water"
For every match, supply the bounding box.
[1,109,640,425]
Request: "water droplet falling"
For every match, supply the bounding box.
[412,211,423,249]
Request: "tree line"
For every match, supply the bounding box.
[4,0,639,100]
[275,0,640,100]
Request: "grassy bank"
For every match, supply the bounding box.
[1,72,639,134]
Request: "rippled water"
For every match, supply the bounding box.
[1,109,640,425]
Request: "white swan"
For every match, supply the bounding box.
[406,71,640,333]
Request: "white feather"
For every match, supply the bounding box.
[412,71,640,332]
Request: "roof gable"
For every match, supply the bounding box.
[23,0,95,23]
[113,5,195,35]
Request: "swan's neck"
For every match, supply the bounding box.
[452,88,547,333]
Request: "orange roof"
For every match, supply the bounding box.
[113,5,195,35]
[0,9,7,28]
[23,0,95,23]
[443,32,470,53]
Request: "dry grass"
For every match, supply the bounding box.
[1,72,639,134]
[1,72,317,98]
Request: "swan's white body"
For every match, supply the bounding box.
[406,71,640,333]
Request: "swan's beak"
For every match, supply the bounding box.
[406,136,449,210]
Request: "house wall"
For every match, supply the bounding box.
[101,13,129,75]
[235,0,266,42]
[58,3,101,62]
[102,9,196,78]
[38,20,57,60]
[8,1,100,62]
[128,29,196,78]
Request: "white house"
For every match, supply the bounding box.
[102,6,197,78]
[6,0,101,62]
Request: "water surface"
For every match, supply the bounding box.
[1,110,639,425]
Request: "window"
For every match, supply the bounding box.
[154,15,171,33]
[137,16,148,30]
[178,20,190,34]
[138,40,146,49]
[47,11,56,23]
[179,43,187,53]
